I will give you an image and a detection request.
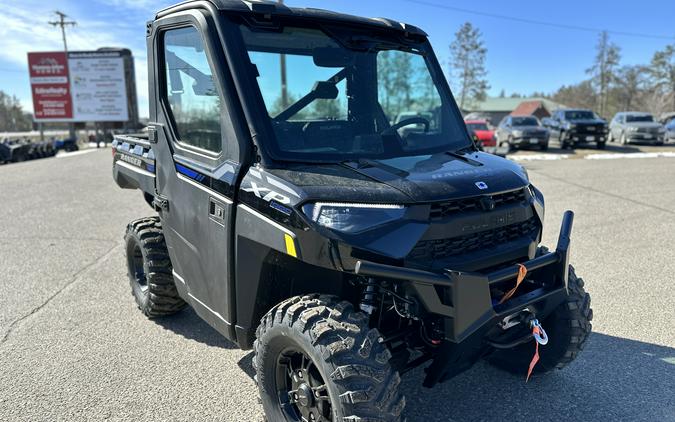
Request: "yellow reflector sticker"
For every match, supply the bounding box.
[284,234,297,258]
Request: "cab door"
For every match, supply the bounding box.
[147,10,249,339]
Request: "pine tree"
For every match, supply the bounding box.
[449,22,489,110]
[649,44,675,111]
[586,31,621,118]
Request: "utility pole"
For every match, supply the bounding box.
[49,11,77,140]
[49,11,76,53]
[278,0,288,108]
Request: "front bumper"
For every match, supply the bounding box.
[512,136,548,147]
[356,211,574,384]
[626,132,664,143]
[566,132,607,143]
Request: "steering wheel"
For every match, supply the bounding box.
[380,117,430,135]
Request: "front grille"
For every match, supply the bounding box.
[409,217,539,261]
[523,130,547,137]
[430,188,527,220]
[637,127,659,133]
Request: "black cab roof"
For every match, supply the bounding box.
[157,0,427,36]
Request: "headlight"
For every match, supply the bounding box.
[628,127,638,132]
[564,123,576,130]
[302,202,405,233]
[512,130,523,137]
[658,127,666,133]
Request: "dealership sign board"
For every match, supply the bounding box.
[28,51,129,122]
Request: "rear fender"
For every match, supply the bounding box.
[112,135,156,196]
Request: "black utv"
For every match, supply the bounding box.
[112,1,592,420]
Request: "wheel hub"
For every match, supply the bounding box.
[296,383,313,408]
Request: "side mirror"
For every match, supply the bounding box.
[470,133,482,150]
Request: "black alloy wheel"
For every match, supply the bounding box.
[276,348,332,421]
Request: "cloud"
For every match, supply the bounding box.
[0,0,151,116]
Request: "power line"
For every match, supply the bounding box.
[401,0,675,41]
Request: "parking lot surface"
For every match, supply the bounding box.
[1,149,674,421]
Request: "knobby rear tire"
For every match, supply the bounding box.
[124,217,186,318]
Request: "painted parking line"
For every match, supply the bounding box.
[56,149,99,158]
[509,151,675,161]
[509,154,570,161]
[585,152,675,160]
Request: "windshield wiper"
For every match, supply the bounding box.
[445,146,482,166]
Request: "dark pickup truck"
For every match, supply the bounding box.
[544,109,608,149]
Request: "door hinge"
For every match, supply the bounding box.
[152,195,169,212]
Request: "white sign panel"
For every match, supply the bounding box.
[68,52,129,122]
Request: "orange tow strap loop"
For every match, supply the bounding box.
[499,264,528,304]
[526,326,541,382]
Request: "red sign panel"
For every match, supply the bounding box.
[27,52,73,120]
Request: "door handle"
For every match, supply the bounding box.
[209,198,225,222]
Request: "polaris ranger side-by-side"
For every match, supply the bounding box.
[112,1,592,420]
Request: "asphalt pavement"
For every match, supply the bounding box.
[0,149,673,421]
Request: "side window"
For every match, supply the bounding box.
[164,26,222,153]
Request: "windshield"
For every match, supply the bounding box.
[512,117,539,126]
[626,114,654,123]
[240,25,469,162]
[565,110,595,120]
[466,123,489,131]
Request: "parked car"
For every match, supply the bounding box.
[464,119,496,147]
[495,115,549,151]
[547,109,608,149]
[609,112,665,145]
[540,117,556,128]
[665,118,675,142]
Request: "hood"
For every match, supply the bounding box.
[269,152,530,204]
[626,121,662,129]
[341,151,529,202]
[513,125,547,133]
[568,119,605,125]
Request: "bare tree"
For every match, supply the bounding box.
[449,22,489,110]
[615,65,646,111]
[649,44,675,112]
[551,81,597,110]
[0,91,33,132]
[586,31,621,117]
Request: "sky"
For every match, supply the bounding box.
[1,0,674,119]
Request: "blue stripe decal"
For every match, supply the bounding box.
[270,201,292,216]
[176,163,206,182]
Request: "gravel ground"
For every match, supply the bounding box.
[0,149,673,421]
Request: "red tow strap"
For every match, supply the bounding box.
[497,263,548,382]
[499,264,528,304]
[526,325,541,382]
